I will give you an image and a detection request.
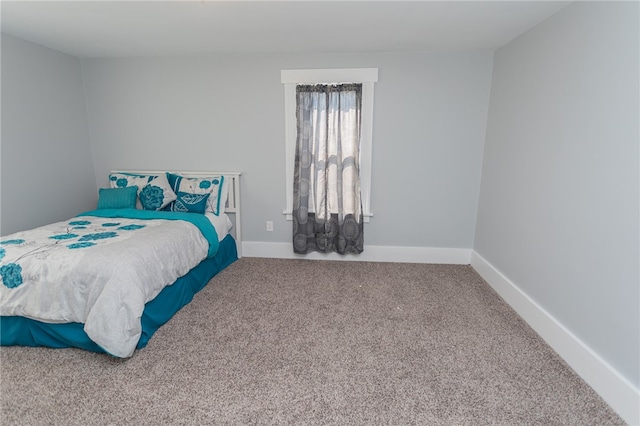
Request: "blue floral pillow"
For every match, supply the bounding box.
[166,173,226,215]
[138,173,177,211]
[97,186,138,209]
[109,173,156,189]
[109,173,156,209]
[169,191,210,214]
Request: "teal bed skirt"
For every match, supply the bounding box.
[0,234,237,355]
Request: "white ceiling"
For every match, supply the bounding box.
[1,1,571,58]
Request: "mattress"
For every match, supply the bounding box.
[0,234,237,355]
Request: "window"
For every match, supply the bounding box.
[281,68,378,223]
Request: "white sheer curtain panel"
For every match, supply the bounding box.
[292,84,364,255]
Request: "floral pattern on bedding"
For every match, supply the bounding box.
[0,213,214,357]
[0,218,149,289]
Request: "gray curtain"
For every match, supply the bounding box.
[292,83,364,255]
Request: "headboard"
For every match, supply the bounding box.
[111,170,242,257]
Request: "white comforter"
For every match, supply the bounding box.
[0,215,210,357]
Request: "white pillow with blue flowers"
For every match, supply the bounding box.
[138,173,177,211]
[109,173,157,209]
[166,173,226,215]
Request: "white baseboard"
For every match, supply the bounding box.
[242,241,471,264]
[470,251,640,426]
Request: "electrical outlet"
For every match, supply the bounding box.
[266,221,274,232]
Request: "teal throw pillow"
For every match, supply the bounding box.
[170,191,210,214]
[97,186,138,209]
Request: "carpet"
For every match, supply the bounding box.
[0,258,623,425]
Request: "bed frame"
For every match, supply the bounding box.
[113,170,242,257]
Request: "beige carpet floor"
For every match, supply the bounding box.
[0,258,624,425]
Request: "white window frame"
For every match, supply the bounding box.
[281,68,378,223]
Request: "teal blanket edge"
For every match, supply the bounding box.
[78,209,219,258]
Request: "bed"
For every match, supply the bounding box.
[0,170,242,358]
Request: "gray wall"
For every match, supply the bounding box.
[81,52,493,248]
[474,1,639,387]
[1,35,97,235]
